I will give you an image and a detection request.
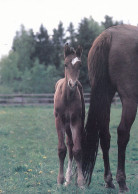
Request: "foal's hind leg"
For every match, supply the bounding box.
[116,99,137,193]
[55,117,67,184]
[65,132,73,185]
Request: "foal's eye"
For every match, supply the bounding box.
[64,64,67,67]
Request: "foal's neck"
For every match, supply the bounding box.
[63,79,77,102]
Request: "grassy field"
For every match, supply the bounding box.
[0,105,137,194]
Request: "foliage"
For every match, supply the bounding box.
[0,52,21,89]
[32,24,53,67]
[12,25,35,71]
[30,59,61,93]
[102,15,123,29]
[0,55,61,94]
[52,22,66,68]
[66,22,77,48]
[77,17,104,87]
[0,106,137,193]
[0,15,124,93]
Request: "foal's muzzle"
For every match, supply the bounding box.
[68,79,78,89]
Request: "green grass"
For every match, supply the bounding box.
[0,105,137,194]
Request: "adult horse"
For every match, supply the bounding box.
[82,25,138,193]
[54,44,85,188]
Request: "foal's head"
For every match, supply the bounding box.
[64,44,83,90]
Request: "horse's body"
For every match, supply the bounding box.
[54,44,85,187]
[82,25,138,192]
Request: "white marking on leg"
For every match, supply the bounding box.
[71,57,81,66]
[70,125,77,143]
[70,124,85,188]
[65,159,73,185]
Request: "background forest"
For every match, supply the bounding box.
[0,16,123,93]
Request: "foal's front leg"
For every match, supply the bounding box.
[65,133,73,185]
[71,119,85,188]
[55,117,67,184]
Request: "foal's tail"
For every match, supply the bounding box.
[82,31,112,185]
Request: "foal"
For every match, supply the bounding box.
[54,44,85,188]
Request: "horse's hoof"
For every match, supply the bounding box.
[105,182,115,189]
[119,186,129,193]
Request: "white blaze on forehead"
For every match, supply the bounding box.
[71,57,81,66]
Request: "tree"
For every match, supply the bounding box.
[0,16,125,94]
[76,17,104,88]
[52,22,65,68]
[12,25,35,71]
[0,51,21,92]
[102,15,123,29]
[66,22,77,47]
[33,24,53,67]
[30,59,61,93]
[77,17,103,59]
[88,16,104,37]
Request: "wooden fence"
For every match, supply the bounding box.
[0,93,120,106]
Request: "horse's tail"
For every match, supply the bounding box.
[82,31,112,185]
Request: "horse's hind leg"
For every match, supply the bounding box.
[55,117,67,184]
[100,129,115,188]
[65,132,73,185]
[116,99,137,192]
[100,108,115,189]
[99,91,115,188]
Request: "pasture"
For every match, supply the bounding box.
[0,105,137,193]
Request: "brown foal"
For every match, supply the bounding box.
[54,44,85,188]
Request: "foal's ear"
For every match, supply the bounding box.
[76,45,83,57]
[64,43,71,58]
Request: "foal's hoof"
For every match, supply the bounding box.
[64,181,70,186]
[57,176,64,185]
[105,181,115,189]
[77,178,85,189]
[79,185,85,190]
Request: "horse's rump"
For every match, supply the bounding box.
[108,25,138,102]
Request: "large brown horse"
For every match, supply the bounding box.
[82,25,138,193]
[54,44,85,188]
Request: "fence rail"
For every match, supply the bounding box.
[0,93,120,106]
